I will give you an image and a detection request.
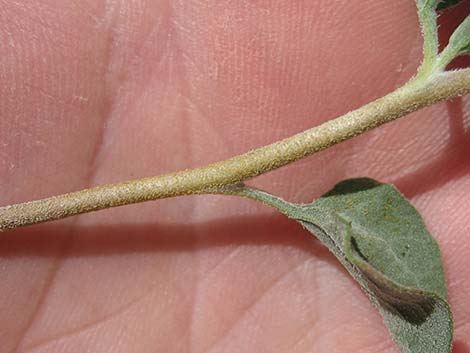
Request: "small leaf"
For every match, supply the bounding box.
[435,16,470,69]
[230,179,452,353]
[436,0,465,10]
[446,16,470,56]
[417,0,464,11]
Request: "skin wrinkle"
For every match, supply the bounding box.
[20,7,202,349]
[344,8,421,179]
[282,259,321,353]
[79,0,120,185]
[22,254,198,353]
[289,325,318,353]
[394,98,470,197]
[190,237,299,351]
[188,267,199,353]
[69,0,100,25]
[202,264,298,353]
[13,3,122,350]
[191,244,241,352]
[3,2,118,350]
[203,256,318,353]
[168,5,194,171]
[358,338,395,353]
[289,265,386,353]
[11,2,84,46]
[10,257,63,353]
[21,278,171,353]
[316,318,366,352]
[166,3,200,352]
[352,100,466,193]
[21,83,66,108]
[121,8,174,103]
[182,95,229,157]
[198,247,243,284]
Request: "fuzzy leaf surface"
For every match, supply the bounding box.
[446,16,470,56]
[418,0,464,10]
[437,0,462,10]
[237,178,452,353]
[436,0,465,10]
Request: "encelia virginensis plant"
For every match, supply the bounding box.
[1,1,470,352]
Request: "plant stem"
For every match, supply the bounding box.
[416,8,439,79]
[1,69,470,231]
[209,184,295,215]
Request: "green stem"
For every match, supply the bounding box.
[416,8,439,79]
[436,47,459,71]
[1,69,470,230]
[209,184,294,215]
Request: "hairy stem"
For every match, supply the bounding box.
[417,8,439,78]
[209,184,294,215]
[1,69,470,230]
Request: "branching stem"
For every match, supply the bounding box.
[1,69,470,230]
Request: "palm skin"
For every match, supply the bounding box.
[1,1,469,352]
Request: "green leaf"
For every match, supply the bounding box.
[227,178,452,353]
[417,0,464,11]
[436,0,465,10]
[437,16,470,69]
[447,16,470,56]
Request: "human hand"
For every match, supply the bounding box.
[1,1,469,352]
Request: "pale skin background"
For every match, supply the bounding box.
[0,1,469,352]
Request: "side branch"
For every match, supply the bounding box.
[1,70,470,230]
